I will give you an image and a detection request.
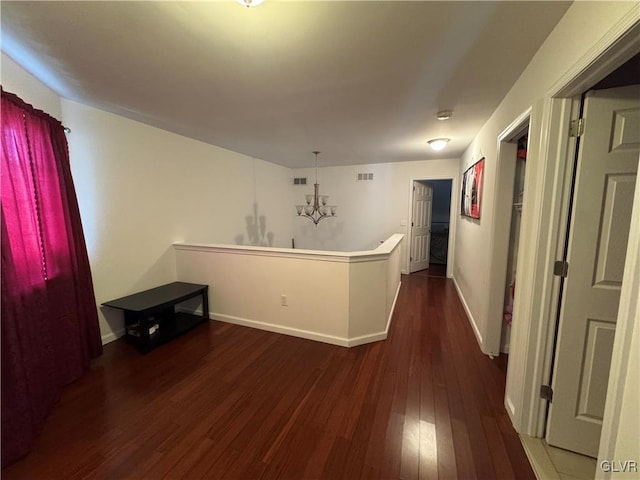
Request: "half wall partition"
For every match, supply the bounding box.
[173,234,403,347]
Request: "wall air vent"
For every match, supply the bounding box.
[357,173,374,181]
[293,177,307,185]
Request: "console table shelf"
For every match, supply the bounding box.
[102,282,209,353]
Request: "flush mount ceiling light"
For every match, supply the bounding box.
[236,0,265,7]
[428,138,450,151]
[437,110,453,120]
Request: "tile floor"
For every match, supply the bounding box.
[521,435,597,480]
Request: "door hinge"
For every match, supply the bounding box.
[569,118,584,137]
[553,260,569,277]
[540,384,553,402]
[410,256,413,261]
[411,222,414,227]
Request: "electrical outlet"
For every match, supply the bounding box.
[281,295,288,306]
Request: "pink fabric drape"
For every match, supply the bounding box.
[1,89,102,467]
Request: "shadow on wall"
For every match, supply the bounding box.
[296,218,345,250]
[99,245,177,336]
[99,306,123,338]
[235,202,274,247]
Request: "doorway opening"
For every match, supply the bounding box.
[544,71,640,459]
[425,179,452,277]
[408,178,454,278]
[501,133,529,355]
[485,109,531,360]
[499,35,640,477]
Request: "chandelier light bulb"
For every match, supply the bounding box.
[428,138,450,151]
[437,110,453,120]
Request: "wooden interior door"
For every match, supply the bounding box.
[410,182,432,273]
[546,85,639,457]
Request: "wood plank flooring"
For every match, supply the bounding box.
[413,264,447,278]
[2,274,534,479]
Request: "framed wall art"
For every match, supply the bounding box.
[461,157,485,219]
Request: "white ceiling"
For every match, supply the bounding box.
[1,1,571,168]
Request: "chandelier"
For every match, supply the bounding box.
[295,151,337,226]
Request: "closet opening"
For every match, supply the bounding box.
[501,133,528,359]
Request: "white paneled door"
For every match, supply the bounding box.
[546,85,639,457]
[410,181,432,273]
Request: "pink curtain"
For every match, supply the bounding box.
[1,89,102,467]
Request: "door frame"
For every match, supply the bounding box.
[484,108,531,356]
[406,176,457,278]
[502,10,640,470]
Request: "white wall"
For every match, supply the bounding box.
[1,51,435,346]
[2,54,295,344]
[60,99,294,342]
[449,0,639,464]
[453,1,639,356]
[1,52,62,119]
[292,158,459,274]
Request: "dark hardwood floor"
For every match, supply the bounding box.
[3,274,534,479]
[412,264,447,278]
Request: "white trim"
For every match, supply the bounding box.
[385,280,402,333]
[506,96,576,437]
[212,312,350,347]
[406,175,458,278]
[347,332,387,348]
[484,107,532,355]
[506,398,516,419]
[101,328,124,345]
[174,234,403,264]
[498,108,533,144]
[520,435,562,480]
[548,8,640,98]
[507,5,640,462]
[452,275,484,350]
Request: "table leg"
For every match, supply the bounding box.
[202,289,209,320]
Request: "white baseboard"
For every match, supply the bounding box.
[211,312,351,347]
[101,328,125,345]
[386,280,402,333]
[520,435,560,480]
[102,292,404,349]
[506,397,516,419]
[452,275,485,350]
[347,331,388,347]
[212,281,403,348]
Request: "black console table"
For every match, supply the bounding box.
[102,282,209,353]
